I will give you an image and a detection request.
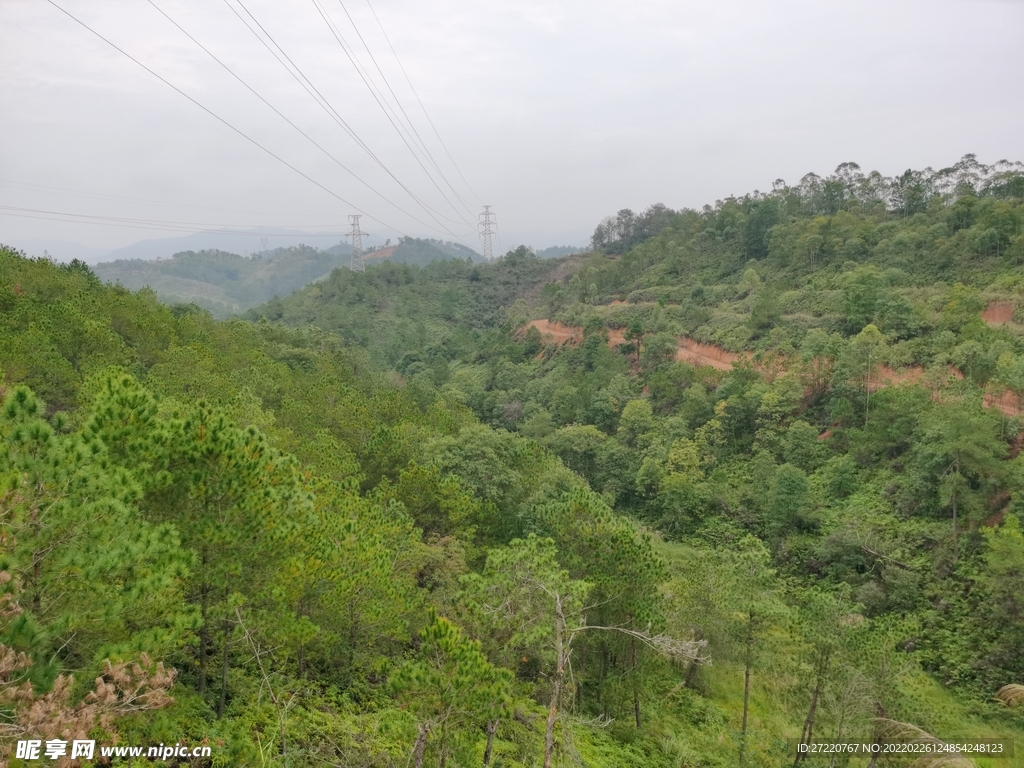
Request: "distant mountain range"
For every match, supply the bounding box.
[92,236,486,318]
[6,228,363,265]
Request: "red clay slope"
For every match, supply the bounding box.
[983,301,1016,325]
[526,320,743,370]
[524,319,1020,416]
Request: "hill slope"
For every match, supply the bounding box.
[326,235,483,266]
[93,244,347,317]
[247,157,1024,757]
[6,154,1024,767]
[249,246,586,364]
[94,237,485,318]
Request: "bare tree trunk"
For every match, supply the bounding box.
[198,595,209,696]
[866,735,881,768]
[951,455,962,563]
[483,719,498,767]
[217,618,230,719]
[793,652,829,767]
[236,609,287,761]
[544,594,565,768]
[864,352,871,427]
[411,723,429,768]
[952,492,959,562]
[867,703,889,768]
[631,636,641,730]
[684,658,700,689]
[684,626,704,689]
[739,612,754,767]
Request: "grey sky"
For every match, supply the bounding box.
[2,0,1022,259]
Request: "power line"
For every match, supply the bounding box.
[364,0,484,206]
[0,203,341,230]
[331,0,477,220]
[307,0,474,227]
[43,0,408,238]
[143,0,451,237]
[308,0,472,228]
[226,0,473,243]
[0,178,332,218]
[0,204,346,235]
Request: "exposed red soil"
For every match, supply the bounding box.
[607,327,627,345]
[869,365,1017,416]
[986,509,1007,528]
[526,320,744,371]
[524,318,1022,417]
[675,338,744,371]
[874,365,926,388]
[983,301,1016,325]
[526,319,583,345]
[985,389,1019,418]
[362,246,396,262]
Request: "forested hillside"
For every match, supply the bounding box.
[0,246,705,767]
[339,236,484,267]
[93,245,348,318]
[245,156,1024,764]
[93,238,484,320]
[248,248,585,365]
[4,155,1024,767]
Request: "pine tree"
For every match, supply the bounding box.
[392,614,513,768]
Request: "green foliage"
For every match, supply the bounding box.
[5,151,1024,764]
[391,614,512,766]
[246,247,579,366]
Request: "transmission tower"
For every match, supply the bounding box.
[348,214,368,272]
[478,205,495,260]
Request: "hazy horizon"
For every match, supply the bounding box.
[3,0,1023,256]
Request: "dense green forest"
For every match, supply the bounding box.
[246,249,585,365]
[4,154,1024,767]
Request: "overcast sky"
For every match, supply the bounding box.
[2,0,1023,259]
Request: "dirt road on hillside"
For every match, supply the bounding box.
[527,319,583,344]
[676,338,743,371]
[983,301,1016,325]
[526,319,744,370]
[525,315,1021,416]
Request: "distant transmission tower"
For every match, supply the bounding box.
[348,214,367,272]
[478,205,495,260]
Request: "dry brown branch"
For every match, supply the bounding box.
[860,545,913,571]
[574,624,709,664]
[873,718,977,768]
[0,572,176,767]
[995,683,1024,707]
